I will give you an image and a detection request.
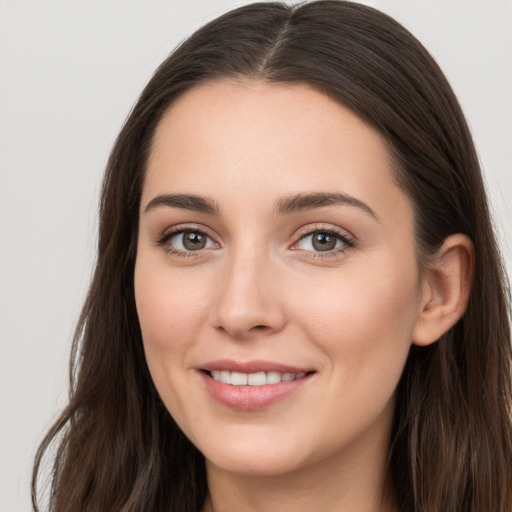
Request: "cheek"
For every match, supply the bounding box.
[284,264,419,454]
[293,259,419,385]
[133,258,213,406]
[134,259,210,429]
[135,262,205,348]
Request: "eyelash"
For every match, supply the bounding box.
[155,224,356,259]
[156,225,217,258]
[292,225,356,259]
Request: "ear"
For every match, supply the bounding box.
[413,233,474,346]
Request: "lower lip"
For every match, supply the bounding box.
[200,371,313,411]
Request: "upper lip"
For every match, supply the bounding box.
[200,359,314,374]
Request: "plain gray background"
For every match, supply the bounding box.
[1,1,511,510]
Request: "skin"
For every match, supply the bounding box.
[134,79,473,512]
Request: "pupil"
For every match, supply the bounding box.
[183,232,206,250]
[312,232,336,251]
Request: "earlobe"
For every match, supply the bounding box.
[412,234,474,346]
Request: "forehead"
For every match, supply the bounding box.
[149,79,389,167]
[143,79,411,227]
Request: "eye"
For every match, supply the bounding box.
[292,228,355,254]
[158,228,219,254]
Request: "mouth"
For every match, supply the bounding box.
[202,369,312,386]
[198,361,316,410]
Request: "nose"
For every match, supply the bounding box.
[211,249,287,340]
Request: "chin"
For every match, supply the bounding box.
[199,435,310,477]
[205,453,304,477]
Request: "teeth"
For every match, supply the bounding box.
[247,371,266,385]
[209,370,308,386]
[266,371,281,384]
[230,371,248,385]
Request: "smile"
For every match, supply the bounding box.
[207,370,307,386]
[199,361,315,410]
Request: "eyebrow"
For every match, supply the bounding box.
[274,192,378,220]
[144,194,219,215]
[143,191,378,220]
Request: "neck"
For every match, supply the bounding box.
[202,427,397,512]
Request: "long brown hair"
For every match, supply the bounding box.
[32,2,512,511]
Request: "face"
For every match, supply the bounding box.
[135,79,423,477]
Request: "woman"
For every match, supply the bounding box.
[32,1,512,511]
